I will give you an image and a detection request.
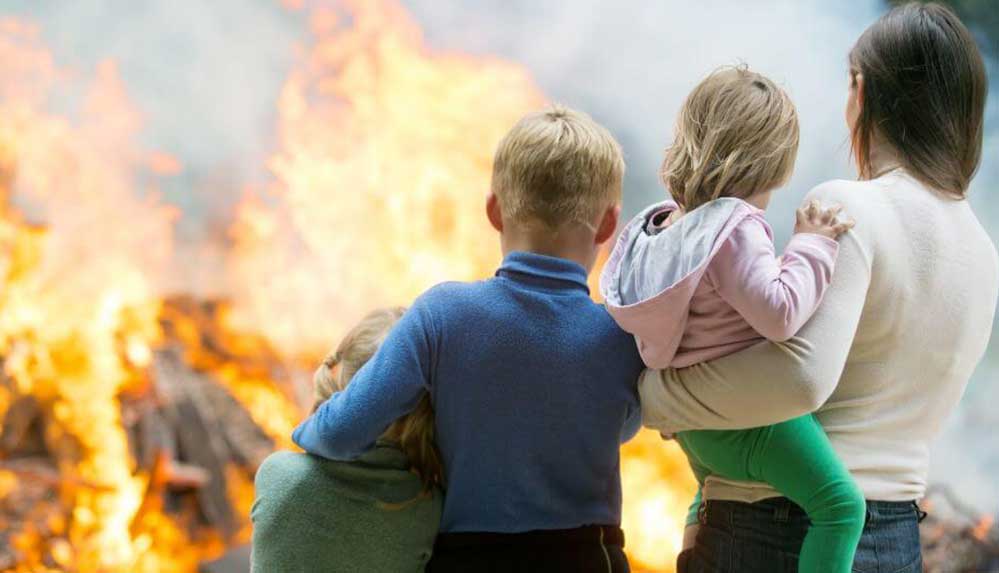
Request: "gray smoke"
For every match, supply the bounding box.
[5,0,303,236]
[5,0,998,509]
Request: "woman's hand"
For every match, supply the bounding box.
[794,200,855,239]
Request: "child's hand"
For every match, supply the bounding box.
[794,200,855,239]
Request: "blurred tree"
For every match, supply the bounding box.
[889,1,998,54]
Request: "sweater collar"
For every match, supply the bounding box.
[496,251,590,294]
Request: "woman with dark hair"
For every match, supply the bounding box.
[640,3,998,572]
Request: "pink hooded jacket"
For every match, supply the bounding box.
[600,198,839,369]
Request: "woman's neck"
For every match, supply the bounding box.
[865,139,901,180]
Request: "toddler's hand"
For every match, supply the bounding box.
[794,200,855,239]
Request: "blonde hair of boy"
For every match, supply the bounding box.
[313,307,443,491]
[662,65,799,211]
[491,104,625,229]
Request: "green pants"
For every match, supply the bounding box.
[678,414,865,573]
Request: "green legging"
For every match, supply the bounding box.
[678,414,866,573]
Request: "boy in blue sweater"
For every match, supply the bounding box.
[292,105,645,572]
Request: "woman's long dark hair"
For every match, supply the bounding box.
[850,2,987,197]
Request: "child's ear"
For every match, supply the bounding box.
[594,204,620,245]
[486,193,504,232]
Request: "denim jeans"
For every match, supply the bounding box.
[677,497,924,573]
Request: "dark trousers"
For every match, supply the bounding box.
[427,525,630,573]
[677,497,924,573]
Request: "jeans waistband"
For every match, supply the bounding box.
[700,497,924,526]
[435,525,625,549]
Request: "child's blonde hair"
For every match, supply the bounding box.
[662,65,799,211]
[313,307,443,491]
[491,104,625,229]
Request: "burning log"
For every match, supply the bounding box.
[0,297,294,571]
[0,457,71,571]
[145,347,273,538]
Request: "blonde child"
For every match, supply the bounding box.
[293,106,644,572]
[601,66,865,573]
[251,307,443,573]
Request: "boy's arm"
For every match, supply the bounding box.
[706,216,839,342]
[640,185,873,434]
[292,295,438,460]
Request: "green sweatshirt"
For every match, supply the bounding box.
[250,445,442,573]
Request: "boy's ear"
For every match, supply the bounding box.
[594,204,620,245]
[486,193,504,232]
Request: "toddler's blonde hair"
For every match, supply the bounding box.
[313,307,443,491]
[662,65,799,211]
[491,104,625,229]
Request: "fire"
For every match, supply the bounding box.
[0,2,697,571]
[0,18,197,572]
[225,0,544,358]
[620,433,699,571]
[973,515,995,542]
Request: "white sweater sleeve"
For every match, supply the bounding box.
[639,187,874,433]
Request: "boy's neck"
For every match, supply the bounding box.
[500,221,598,272]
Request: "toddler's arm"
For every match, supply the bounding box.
[292,294,437,460]
[707,204,851,341]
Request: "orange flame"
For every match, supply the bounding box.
[621,432,699,571]
[0,18,207,572]
[225,0,544,359]
[973,515,994,542]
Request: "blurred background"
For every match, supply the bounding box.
[0,1,995,571]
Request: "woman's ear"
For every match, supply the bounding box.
[594,204,621,245]
[486,193,504,232]
[854,72,865,113]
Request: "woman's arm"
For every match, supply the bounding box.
[640,186,874,434]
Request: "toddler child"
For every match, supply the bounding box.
[601,66,865,573]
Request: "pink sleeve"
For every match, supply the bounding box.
[706,216,839,341]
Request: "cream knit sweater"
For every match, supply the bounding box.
[639,169,998,502]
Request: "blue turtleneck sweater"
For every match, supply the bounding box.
[293,251,644,533]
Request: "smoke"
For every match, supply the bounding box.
[5,0,303,234]
[4,0,998,507]
[403,0,882,229]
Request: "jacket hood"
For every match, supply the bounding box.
[600,198,762,368]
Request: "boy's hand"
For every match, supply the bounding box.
[794,200,855,239]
